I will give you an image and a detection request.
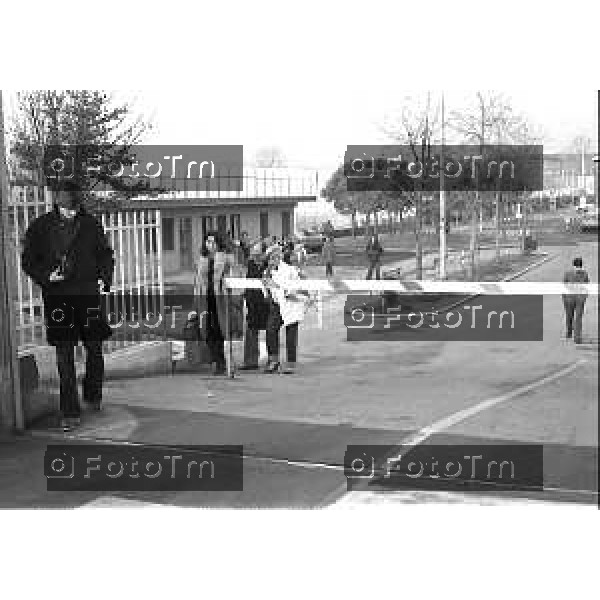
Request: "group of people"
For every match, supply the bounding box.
[193,230,313,376]
[19,183,592,433]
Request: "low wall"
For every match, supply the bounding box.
[19,341,173,426]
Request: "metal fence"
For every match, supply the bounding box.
[128,167,319,201]
[100,207,164,353]
[8,185,164,355]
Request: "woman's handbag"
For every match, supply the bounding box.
[182,312,212,366]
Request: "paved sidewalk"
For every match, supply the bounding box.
[4,241,597,508]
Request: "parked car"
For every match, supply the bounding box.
[580,208,599,232]
[297,230,326,253]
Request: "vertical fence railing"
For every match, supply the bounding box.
[99,206,162,354]
[9,185,51,351]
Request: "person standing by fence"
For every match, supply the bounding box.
[562,257,590,344]
[21,182,115,431]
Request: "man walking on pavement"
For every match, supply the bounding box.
[21,181,115,431]
[562,257,590,344]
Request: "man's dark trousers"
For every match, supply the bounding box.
[55,340,104,418]
[563,296,586,342]
[366,261,381,280]
[206,291,226,369]
[266,300,298,363]
[244,327,260,366]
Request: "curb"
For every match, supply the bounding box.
[435,251,555,314]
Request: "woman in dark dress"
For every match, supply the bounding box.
[240,242,270,370]
[194,231,243,375]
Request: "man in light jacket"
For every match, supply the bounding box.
[562,256,590,344]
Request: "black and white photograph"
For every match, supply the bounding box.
[0,2,598,598]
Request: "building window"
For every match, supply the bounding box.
[162,217,175,251]
[145,228,158,254]
[202,216,214,240]
[281,211,291,239]
[260,211,269,238]
[217,215,228,237]
[230,214,241,239]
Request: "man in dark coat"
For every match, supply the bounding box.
[21,183,115,429]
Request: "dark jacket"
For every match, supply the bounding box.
[322,240,336,264]
[22,205,114,291]
[194,251,244,341]
[366,237,383,263]
[244,258,270,330]
[563,267,590,301]
[21,205,115,345]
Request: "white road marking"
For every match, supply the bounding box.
[330,489,596,507]
[393,359,588,451]
[327,358,589,506]
[78,496,169,508]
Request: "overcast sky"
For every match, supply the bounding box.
[138,87,597,183]
[3,0,598,187]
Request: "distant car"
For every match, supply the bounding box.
[580,208,599,232]
[298,230,326,253]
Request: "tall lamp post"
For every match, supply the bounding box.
[439,92,446,280]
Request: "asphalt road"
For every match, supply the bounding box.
[12,239,599,508]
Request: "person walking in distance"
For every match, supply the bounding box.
[365,233,383,280]
[21,182,115,431]
[322,236,336,277]
[562,257,590,344]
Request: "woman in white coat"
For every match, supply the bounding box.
[262,245,308,374]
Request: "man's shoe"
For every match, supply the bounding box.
[281,362,296,374]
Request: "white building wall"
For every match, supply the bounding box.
[159,203,297,273]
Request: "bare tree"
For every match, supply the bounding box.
[381,92,443,279]
[448,91,535,272]
[8,90,154,212]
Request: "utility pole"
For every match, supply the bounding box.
[494,122,504,261]
[439,92,446,279]
[470,93,485,280]
[0,91,24,431]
